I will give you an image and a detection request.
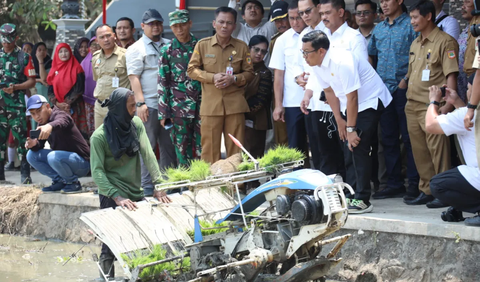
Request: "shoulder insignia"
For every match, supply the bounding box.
[447,50,456,59]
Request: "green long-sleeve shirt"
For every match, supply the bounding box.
[90,116,161,201]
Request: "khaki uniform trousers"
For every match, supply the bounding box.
[405,100,451,195]
[94,100,109,129]
[201,113,245,164]
[274,120,288,146]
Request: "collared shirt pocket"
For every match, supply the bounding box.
[203,57,216,73]
[231,58,243,74]
[145,54,159,70]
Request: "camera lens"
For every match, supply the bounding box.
[471,24,480,38]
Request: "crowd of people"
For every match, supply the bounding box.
[1,0,480,277]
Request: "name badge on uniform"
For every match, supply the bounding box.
[226,66,233,76]
[421,69,430,81]
[112,77,119,87]
[226,55,234,75]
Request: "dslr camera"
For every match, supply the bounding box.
[471,0,480,37]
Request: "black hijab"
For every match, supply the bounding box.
[102,88,140,160]
[31,42,52,78]
[73,37,89,63]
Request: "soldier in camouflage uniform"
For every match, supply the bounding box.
[158,10,201,166]
[0,23,36,183]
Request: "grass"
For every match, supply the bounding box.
[163,160,211,183]
[186,219,229,240]
[238,145,305,172]
[120,244,190,280]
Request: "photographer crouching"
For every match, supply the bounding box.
[427,76,480,227]
[25,95,90,193]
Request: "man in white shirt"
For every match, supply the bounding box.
[300,30,392,213]
[432,0,460,40]
[270,0,311,166]
[320,0,368,60]
[126,9,177,196]
[426,78,480,227]
[229,0,278,63]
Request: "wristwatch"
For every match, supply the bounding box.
[430,101,440,106]
[346,126,356,133]
[467,102,478,109]
[136,102,146,107]
[233,75,237,83]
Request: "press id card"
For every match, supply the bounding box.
[112,77,119,87]
[226,66,234,76]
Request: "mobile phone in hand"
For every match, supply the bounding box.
[164,119,173,131]
[30,129,41,139]
[440,86,446,97]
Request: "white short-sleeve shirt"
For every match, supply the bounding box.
[437,107,480,190]
[126,35,170,109]
[324,22,368,61]
[436,11,460,41]
[269,28,305,108]
[313,48,392,114]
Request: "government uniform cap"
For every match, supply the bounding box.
[26,95,48,111]
[142,9,164,24]
[0,23,17,44]
[169,10,190,26]
[270,1,288,22]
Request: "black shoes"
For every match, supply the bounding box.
[4,161,19,171]
[42,181,66,192]
[441,207,464,222]
[404,192,434,205]
[0,162,4,181]
[372,186,405,199]
[20,159,32,184]
[426,198,448,209]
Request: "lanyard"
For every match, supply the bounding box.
[150,41,161,55]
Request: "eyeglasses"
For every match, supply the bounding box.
[355,10,373,17]
[299,6,315,17]
[300,48,318,57]
[252,46,268,55]
[146,21,162,26]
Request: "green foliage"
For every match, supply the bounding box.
[120,245,190,280]
[164,166,191,183]
[188,160,212,181]
[186,220,229,240]
[164,160,211,183]
[238,146,305,172]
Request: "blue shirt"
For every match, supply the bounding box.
[368,13,418,93]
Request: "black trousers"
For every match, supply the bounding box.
[342,105,382,203]
[285,107,310,167]
[430,167,480,214]
[99,195,117,260]
[305,110,345,176]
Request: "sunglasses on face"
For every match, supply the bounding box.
[252,46,267,55]
[299,6,315,17]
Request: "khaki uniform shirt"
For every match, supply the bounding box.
[187,35,254,116]
[92,45,130,102]
[464,16,480,76]
[406,27,459,104]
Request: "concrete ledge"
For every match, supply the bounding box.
[38,192,99,208]
[344,198,480,242]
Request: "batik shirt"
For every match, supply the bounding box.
[368,13,418,94]
[0,47,35,107]
[158,34,201,119]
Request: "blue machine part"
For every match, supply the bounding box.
[217,169,333,224]
[194,215,204,243]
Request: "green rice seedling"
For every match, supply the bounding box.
[164,166,191,183]
[238,161,255,171]
[186,219,229,240]
[259,145,304,172]
[188,160,211,181]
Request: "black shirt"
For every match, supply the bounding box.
[31,107,90,160]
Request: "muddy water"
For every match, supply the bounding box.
[0,235,102,282]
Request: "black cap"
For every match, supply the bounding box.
[270,1,289,22]
[142,8,164,24]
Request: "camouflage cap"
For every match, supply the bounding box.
[169,10,190,26]
[0,23,17,43]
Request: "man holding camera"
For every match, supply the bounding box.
[25,95,90,193]
[427,79,480,227]
[0,23,36,184]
